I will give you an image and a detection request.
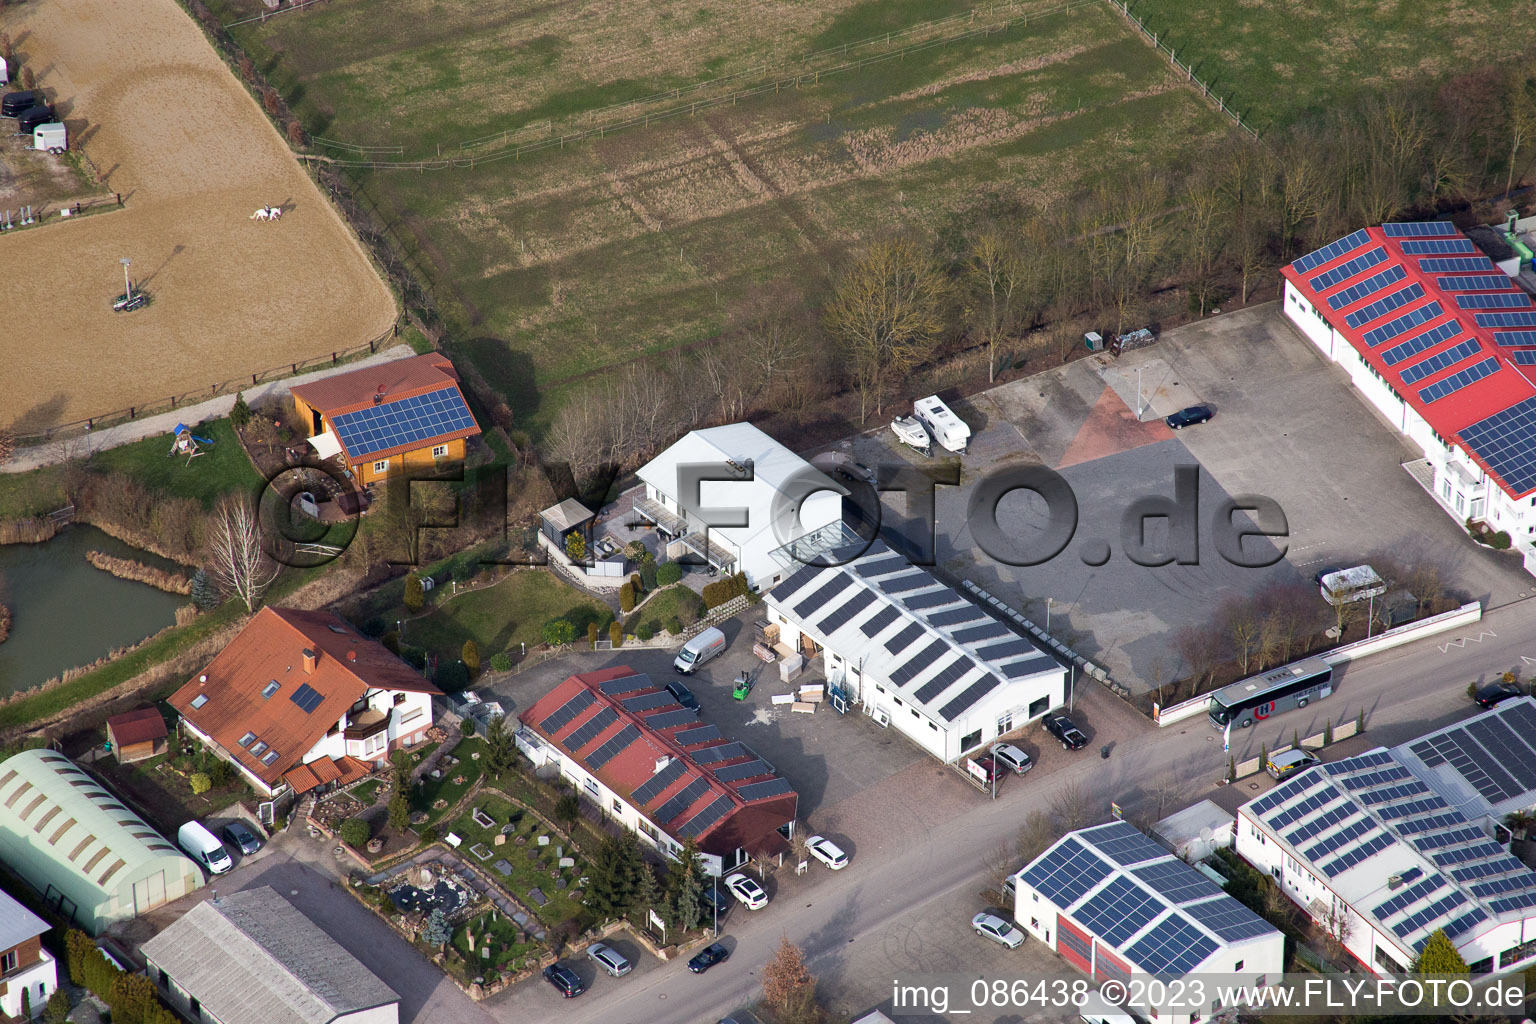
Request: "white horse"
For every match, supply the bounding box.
[249,205,283,221]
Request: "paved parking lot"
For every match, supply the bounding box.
[839,302,1535,692]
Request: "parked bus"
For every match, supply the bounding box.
[1208,657,1334,730]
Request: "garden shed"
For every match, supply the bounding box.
[539,498,594,552]
[0,749,203,933]
[106,707,169,763]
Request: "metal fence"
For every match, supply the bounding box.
[1106,0,1260,138]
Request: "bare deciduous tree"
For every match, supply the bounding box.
[1016,810,1059,866]
[1049,780,1091,833]
[963,227,1026,382]
[1175,625,1220,693]
[207,497,278,612]
[1222,597,1261,676]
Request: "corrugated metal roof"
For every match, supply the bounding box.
[142,887,398,1024]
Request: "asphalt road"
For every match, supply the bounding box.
[527,599,1536,1024]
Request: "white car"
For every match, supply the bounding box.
[806,835,849,870]
[972,912,1025,949]
[724,872,769,910]
[586,941,632,977]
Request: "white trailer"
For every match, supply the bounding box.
[32,123,66,153]
[0,57,9,86]
[913,395,970,454]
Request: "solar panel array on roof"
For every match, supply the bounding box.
[1380,320,1460,365]
[691,741,746,764]
[1363,302,1445,347]
[889,639,949,687]
[1328,264,1408,310]
[853,556,907,578]
[902,589,959,611]
[1132,860,1222,904]
[1319,832,1394,877]
[884,621,924,654]
[1183,898,1275,942]
[1462,400,1536,495]
[1457,291,1532,309]
[599,673,654,696]
[563,706,618,751]
[1082,823,1169,866]
[773,564,823,600]
[819,588,876,634]
[860,605,901,637]
[879,572,934,595]
[737,777,794,801]
[1420,256,1498,272]
[1293,229,1372,273]
[1000,658,1050,679]
[1344,284,1425,328]
[1383,221,1456,237]
[1475,310,1536,327]
[540,690,596,733]
[1126,914,1218,975]
[912,658,974,704]
[677,794,733,839]
[289,683,324,714]
[331,389,476,459]
[1510,350,1536,365]
[673,724,723,747]
[927,605,985,628]
[644,708,700,731]
[654,776,710,823]
[939,674,1002,720]
[585,723,640,770]
[796,575,853,618]
[1310,247,1388,290]
[1021,838,1114,907]
[980,637,1039,661]
[622,690,678,713]
[712,759,773,782]
[1399,339,1483,385]
[630,758,690,806]
[1436,274,1515,291]
[1400,239,1477,254]
[1074,876,1163,947]
[1420,357,1499,403]
[952,622,1012,645]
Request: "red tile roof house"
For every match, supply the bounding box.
[169,608,441,801]
[517,666,798,877]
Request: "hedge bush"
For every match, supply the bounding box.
[588,622,600,647]
[640,556,657,591]
[610,621,623,648]
[189,773,211,795]
[461,639,481,676]
[657,561,683,586]
[619,582,635,613]
[340,818,371,848]
[636,624,654,642]
[489,652,513,673]
[543,618,576,646]
[702,572,750,609]
[667,616,683,636]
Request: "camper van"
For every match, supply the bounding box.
[177,820,233,875]
[674,626,727,674]
[913,395,971,454]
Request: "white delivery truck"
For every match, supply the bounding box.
[674,626,727,674]
[178,820,233,875]
[913,395,970,454]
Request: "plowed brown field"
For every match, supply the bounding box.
[0,0,395,431]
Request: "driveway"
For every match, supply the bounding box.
[839,302,1534,692]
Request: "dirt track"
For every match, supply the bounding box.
[0,0,396,431]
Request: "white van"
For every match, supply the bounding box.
[1079,990,1140,1024]
[674,626,727,674]
[178,820,233,875]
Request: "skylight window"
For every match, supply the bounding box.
[190,694,209,709]
[261,750,280,766]
[238,732,257,747]
[250,741,269,757]
[262,680,281,699]
[327,624,349,634]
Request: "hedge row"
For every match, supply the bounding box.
[702,572,750,610]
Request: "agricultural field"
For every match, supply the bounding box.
[210,0,1228,435]
[1128,0,1536,131]
[0,0,396,432]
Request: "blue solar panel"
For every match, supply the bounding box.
[1021,838,1114,907]
[1456,291,1531,309]
[1373,876,1444,918]
[859,605,901,638]
[1184,898,1275,942]
[1437,274,1515,291]
[1379,321,1461,366]
[1418,357,1499,403]
[771,564,822,601]
[677,794,733,839]
[330,388,476,460]
[1319,831,1394,877]
[1511,350,1536,365]
[1420,256,1497,272]
[1074,876,1163,947]
[1293,229,1371,273]
[1125,913,1218,975]
[1344,284,1425,328]
[1493,329,1536,347]
[1445,908,1490,937]
[938,672,1002,720]
[1399,239,1476,254]
[1082,823,1168,866]
[1475,310,1536,327]
[289,683,325,714]
[795,575,852,618]
[630,758,689,806]
[1363,302,1445,347]
[819,588,876,634]
[1490,890,1536,913]
[1399,339,1483,384]
[1327,264,1406,311]
[585,723,640,770]
[563,706,618,751]
[884,622,924,654]
[1309,247,1388,290]
[1132,860,1222,904]
[1382,221,1457,237]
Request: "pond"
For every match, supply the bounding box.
[0,524,188,696]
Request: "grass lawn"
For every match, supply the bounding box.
[449,908,543,980]
[351,778,384,805]
[88,418,264,508]
[446,792,590,928]
[1127,0,1536,130]
[415,736,487,827]
[358,569,612,669]
[625,584,703,638]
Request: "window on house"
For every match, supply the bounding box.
[261,750,280,765]
[190,996,201,1018]
[262,680,281,698]
[158,968,169,988]
[374,459,389,474]
[238,732,257,747]
[583,777,599,797]
[997,712,1013,734]
[432,444,447,458]
[250,741,269,757]
[612,799,622,813]
[1,949,16,973]
[1234,960,1244,971]
[960,729,982,750]
[637,820,659,841]
[1030,918,1039,929]
[1028,696,1048,717]
[190,694,209,710]
[394,692,408,706]
[929,722,937,730]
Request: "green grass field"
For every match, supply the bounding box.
[1127,0,1536,130]
[207,0,1227,436]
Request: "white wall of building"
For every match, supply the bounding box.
[0,949,56,1019]
[335,1002,401,1024]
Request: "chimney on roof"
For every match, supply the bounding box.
[654,756,672,775]
[302,648,318,673]
[373,384,386,405]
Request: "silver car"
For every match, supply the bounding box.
[972,912,1025,949]
[990,743,1032,775]
[586,942,632,977]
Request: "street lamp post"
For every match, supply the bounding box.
[1045,597,1053,635]
[120,257,132,300]
[1136,366,1144,420]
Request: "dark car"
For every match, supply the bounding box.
[1164,404,1214,429]
[542,963,585,998]
[1475,682,1526,709]
[666,680,699,711]
[1043,714,1088,750]
[1,90,38,117]
[15,106,54,135]
[688,943,731,974]
[222,821,261,855]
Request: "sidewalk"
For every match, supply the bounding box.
[3,345,419,473]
